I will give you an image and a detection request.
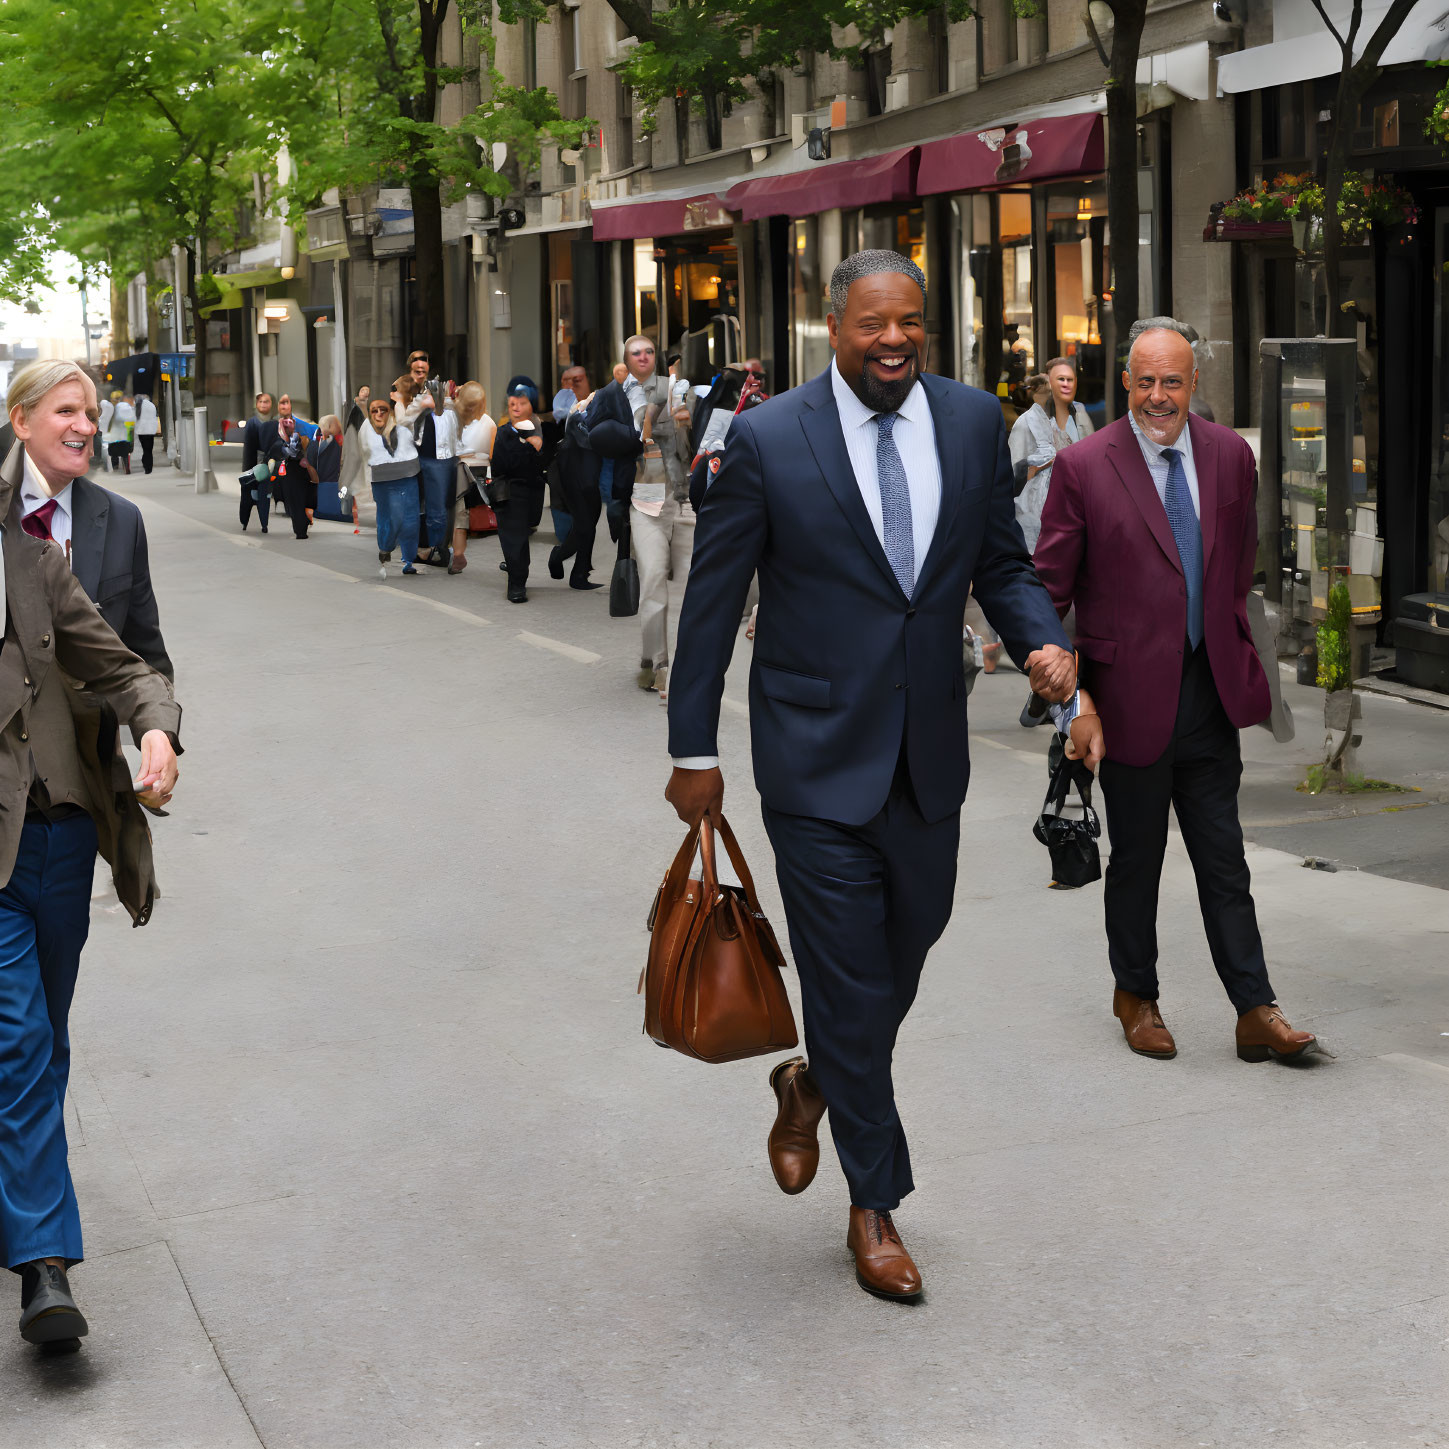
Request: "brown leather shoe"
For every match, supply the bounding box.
[767,1057,826,1194]
[847,1207,923,1302]
[1236,1004,1320,1062]
[1112,989,1177,1059]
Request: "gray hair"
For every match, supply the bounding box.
[1127,316,1200,369]
[829,250,927,320]
[6,359,94,420]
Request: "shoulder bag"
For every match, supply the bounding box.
[641,813,798,1063]
[609,517,639,617]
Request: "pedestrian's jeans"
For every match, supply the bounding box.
[0,814,98,1270]
[631,497,696,669]
[418,456,453,551]
[372,478,420,566]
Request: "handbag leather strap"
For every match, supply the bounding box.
[697,813,766,917]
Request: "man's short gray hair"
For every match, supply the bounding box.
[1127,316,1200,367]
[829,250,927,320]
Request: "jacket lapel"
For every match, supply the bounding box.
[912,373,965,597]
[1188,412,1219,568]
[797,369,903,597]
[69,477,107,598]
[1106,423,1184,577]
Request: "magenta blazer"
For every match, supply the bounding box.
[1034,413,1271,768]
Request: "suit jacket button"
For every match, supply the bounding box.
[894,682,905,690]
[906,608,916,619]
[19,732,27,742]
[41,634,50,646]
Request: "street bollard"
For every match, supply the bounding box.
[193,406,218,494]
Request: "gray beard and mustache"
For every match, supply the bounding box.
[856,350,920,413]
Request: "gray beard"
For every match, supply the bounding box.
[856,357,918,413]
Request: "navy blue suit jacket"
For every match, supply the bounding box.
[668,367,1069,826]
[69,476,174,682]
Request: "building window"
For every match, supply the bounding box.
[929,9,951,95]
[978,0,1017,77]
[561,4,585,120]
[617,79,634,170]
[864,46,891,117]
[523,18,537,91]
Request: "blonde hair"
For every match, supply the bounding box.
[5,360,94,421]
[110,389,124,402]
[318,413,341,435]
[455,381,487,427]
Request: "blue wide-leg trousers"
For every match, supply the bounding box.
[0,815,97,1271]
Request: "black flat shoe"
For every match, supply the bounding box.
[548,547,565,580]
[507,585,528,603]
[19,1262,88,1345]
[422,548,449,568]
[569,578,603,591]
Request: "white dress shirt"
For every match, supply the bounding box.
[673,360,945,770]
[1128,411,1200,519]
[829,358,941,583]
[21,453,74,557]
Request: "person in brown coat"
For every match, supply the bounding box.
[1,360,182,1352]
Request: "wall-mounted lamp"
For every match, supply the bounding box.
[1076,196,1094,221]
[280,266,295,280]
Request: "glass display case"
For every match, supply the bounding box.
[1259,337,1380,632]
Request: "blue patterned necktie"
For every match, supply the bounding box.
[1161,446,1203,650]
[873,412,915,597]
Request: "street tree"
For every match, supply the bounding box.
[0,0,268,394]
[264,1,591,364]
[1306,0,1421,334]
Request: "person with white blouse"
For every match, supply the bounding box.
[363,393,421,579]
[102,392,134,474]
[447,382,495,575]
[133,393,160,474]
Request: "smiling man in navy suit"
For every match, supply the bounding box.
[665,250,1076,1302]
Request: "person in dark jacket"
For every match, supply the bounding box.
[302,414,342,521]
[240,393,278,532]
[489,381,548,603]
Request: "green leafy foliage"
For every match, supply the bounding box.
[1315,582,1353,692]
[604,0,990,135]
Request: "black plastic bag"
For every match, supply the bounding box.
[1032,751,1101,889]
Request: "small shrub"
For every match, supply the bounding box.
[1316,582,1353,691]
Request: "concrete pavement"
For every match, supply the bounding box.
[4,469,1445,1448]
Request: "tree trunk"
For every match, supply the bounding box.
[108,250,130,359]
[410,175,447,363]
[189,231,209,400]
[1105,0,1147,414]
[1322,71,1358,339]
[412,0,449,365]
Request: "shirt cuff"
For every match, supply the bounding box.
[1048,690,1081,735]
[673,756,719,770]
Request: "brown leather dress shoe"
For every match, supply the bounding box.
[847,1207,923,1302]
[1112,989,1177,1059]
[1236,1004,1320,1062]
[767,1057,826,1194]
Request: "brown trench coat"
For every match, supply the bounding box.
[0,449,182,924]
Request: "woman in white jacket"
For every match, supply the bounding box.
[103,391,135,474]
[364,392,421,578]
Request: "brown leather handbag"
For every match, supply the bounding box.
[641,813,798,1063]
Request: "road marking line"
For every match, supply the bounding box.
[1379,1052,1449,1084]
[971,733,1043,766]
[517,631,600,664]
[134,493,497,625]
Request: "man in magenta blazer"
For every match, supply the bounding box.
[1034,321,1320,1065]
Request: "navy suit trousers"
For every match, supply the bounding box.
[761,758,959,1211]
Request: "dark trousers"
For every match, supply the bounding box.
[495,483,542,584]
[555,470,600,584]
[240,479,270,531]
[139,435,155,473]
[1098,644,1275,1015]
[0,816,98,1269]
[280,468,310,537]
[761,759,960,1212]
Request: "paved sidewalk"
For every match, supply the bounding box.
[5,473,1443,1449]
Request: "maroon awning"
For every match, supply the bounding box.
[916,113,1104,196]
[723,147,918,223]
[589,193,735,242]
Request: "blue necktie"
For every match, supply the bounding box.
[874,412,915,597]
[1161,447,1203,650]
